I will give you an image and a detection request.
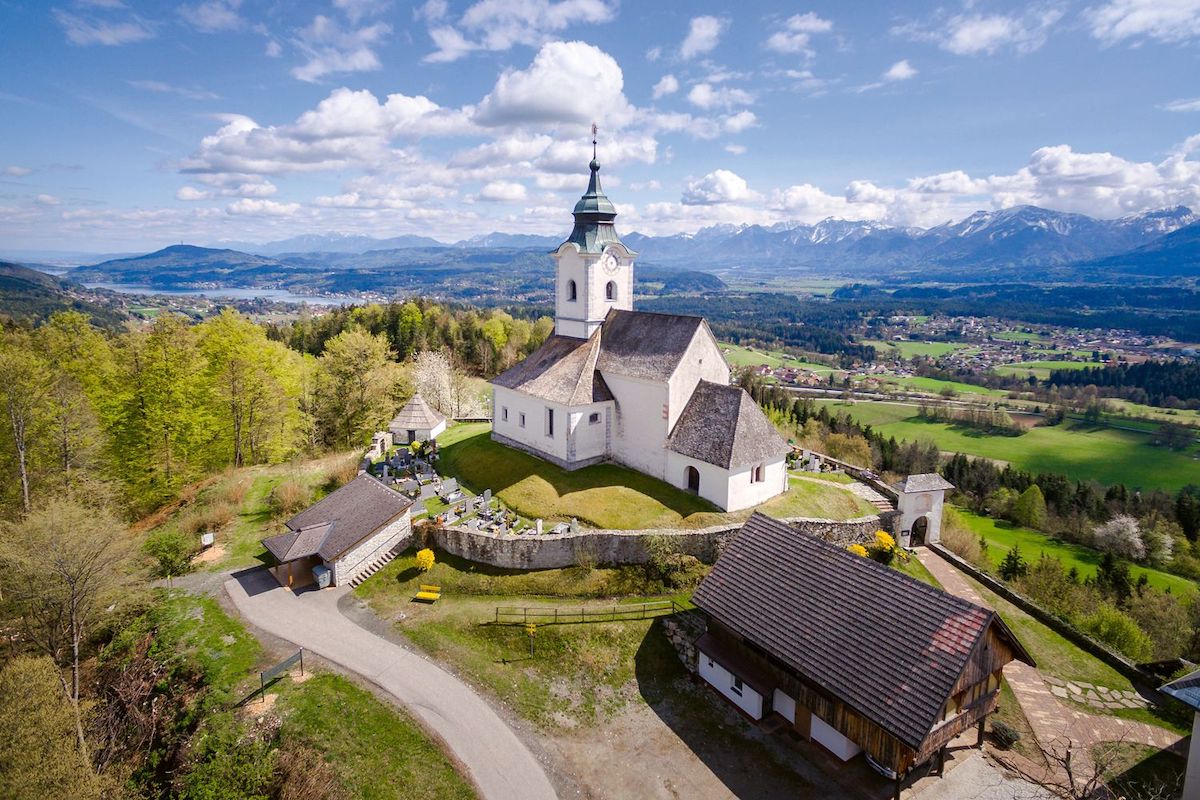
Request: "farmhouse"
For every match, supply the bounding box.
[389,392,447,444]
[262,474,412,589]
[692,512,1033,798]
[490,145,789,512]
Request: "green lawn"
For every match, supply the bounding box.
[720,342,835,374]
[436,423,874,529]
[951,508,1196,595]
[864,339,966,359]
[816,400,1200,491]
[278,674,475,800]
[880,375,1007,398]
[961,574,1191,734]
[994,360,1094,379]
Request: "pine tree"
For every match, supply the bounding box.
[999,544,1029,581]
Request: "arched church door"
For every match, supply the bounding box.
[685,466,700,494]
[911,515,929,547]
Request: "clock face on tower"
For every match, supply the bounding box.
[599,250,619,275]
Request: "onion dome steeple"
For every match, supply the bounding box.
[564,126,623,253]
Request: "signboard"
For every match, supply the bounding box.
[261,649,304,687]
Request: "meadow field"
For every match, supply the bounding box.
[815,399,1200,490]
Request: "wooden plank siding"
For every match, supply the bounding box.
[705,620,1011,774]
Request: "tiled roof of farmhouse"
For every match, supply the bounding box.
[389,393,446,431]
[666,381,790,469]
[892,474,955,493]
[490,331,612,405]
[596,309,709,381]
[262,474,411,563]
[693,513,1033,750]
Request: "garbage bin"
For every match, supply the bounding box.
[313,564,331,589]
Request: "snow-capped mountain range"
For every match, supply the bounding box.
[209,204,1200,276]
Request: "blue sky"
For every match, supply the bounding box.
[2,0,1200,251]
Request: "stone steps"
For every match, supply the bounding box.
[348,548,402,587]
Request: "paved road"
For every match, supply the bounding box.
[225,569,558,800]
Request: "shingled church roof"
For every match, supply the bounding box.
[596,309,710,381]
[490,331,612,405]
[262,474,411,563]
[666,380,790,469]
[693,513,1033,750]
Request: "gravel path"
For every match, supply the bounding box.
[224,568,558,800]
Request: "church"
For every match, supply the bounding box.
[490,149,790,512]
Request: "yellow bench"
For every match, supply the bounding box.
[414,584,442,602]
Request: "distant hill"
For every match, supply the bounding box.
[71,244,294,287]
[218,233,447,256]
[0,262,125,325]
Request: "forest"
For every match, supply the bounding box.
[1048,359,1200,406]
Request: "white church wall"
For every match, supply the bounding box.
[665,451,732,510]
[567,404,610,462]
[605,372,670,478]
[491,386,570,463]
[724,457,789,512]
[667,328,731,429]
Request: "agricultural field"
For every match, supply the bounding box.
[719,342,836,374]
[815,399,1200,491]
[949,508,1196,595]
[874,375,1008,398]
[436,423,873,529]
[993,360,1094,380]
[863,339,968,359]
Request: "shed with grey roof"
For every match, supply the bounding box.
[389,393,447,443]
[261,474,413,589]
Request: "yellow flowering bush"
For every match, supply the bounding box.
[415,548,436,572]
[874,530,896,550]
[847,544,869,557]
[865,529,908,565]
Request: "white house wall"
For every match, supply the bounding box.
[329,511,412,586]
[698,650,764,719]
[811,714,863,761]
[605,372,670,478]
[773,689,797,724]
[898,489,946,545]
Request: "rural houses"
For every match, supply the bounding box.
[692,512,1033,799]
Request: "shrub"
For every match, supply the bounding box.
[867,529,901,565]
[1127,589,1191,660]
[174,713,276,800]
[144,528,199,577]
[1016,555,1088,620]
[1093,515,1146,562]
[940,509,990,570]
[1011,485,1047,530]
[323,457,359,493]
[1078,603,1154,662]
[269,480,311,519]
[415,548,435,572]
[990,719,1021,750]
[847,543,868,557]
[220,476,251,507]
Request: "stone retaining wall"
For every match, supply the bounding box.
[426,513,886,570]
[662,610,707,673]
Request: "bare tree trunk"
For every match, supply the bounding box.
[8,395,31,514]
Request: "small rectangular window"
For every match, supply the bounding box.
[546,407,555,438]
[588,412,600,424]
[519,413,526,428]
[730,676,744,696]
[502,407,508,422]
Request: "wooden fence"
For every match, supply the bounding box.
[492,600,682,626]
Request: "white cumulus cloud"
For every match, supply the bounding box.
[764,12,833,54]
[477,180,528,202]
[884,59,917,81]
[680,16,726,59]
[422,0,616,62]
[652,74,679,99]
[1088,0,1200,44]
[682,169,758,204]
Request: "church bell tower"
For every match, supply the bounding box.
[552,129,636,339]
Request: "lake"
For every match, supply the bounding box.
[84,283,360,306]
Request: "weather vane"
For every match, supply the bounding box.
[591,122,598,159]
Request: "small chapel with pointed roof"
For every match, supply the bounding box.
[490,148,790,512]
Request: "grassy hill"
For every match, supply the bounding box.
[0,261,125,325]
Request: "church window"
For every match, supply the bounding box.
[588,412,600,424]
[605,280,616,301]
[567,279,577,301]
[752,464,765,483]
[546,407,555,438]
[519,413,526,428]
[501,407,508,422]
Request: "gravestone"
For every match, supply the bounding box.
[535,518,543,535]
